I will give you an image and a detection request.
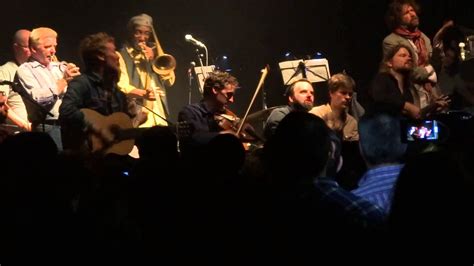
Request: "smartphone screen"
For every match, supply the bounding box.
[406,120,439,141]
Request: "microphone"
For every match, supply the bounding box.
[188,61,196,75]
[185,34,206,48]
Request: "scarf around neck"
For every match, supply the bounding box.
[394,27,428,66]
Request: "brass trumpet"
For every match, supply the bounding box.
[148,25,176,86]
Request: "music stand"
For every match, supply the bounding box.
[279,58,331,85]
[194,65,215,94]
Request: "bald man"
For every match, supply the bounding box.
[0,29,31,131]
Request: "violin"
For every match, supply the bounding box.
[214,108,257,142]
[214,64,270,148]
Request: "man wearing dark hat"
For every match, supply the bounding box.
[117,13,174,128]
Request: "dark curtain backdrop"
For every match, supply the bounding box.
[2,0,473,121]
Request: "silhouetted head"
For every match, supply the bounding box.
[264,112,331,184]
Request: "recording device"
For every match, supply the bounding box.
[401,118,453,144]
[401,111,474,145]
[403,119,439,142]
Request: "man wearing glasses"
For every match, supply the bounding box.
[117,13,173,128]
[178,70,240,154]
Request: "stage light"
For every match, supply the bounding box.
[215,54,232,72]
[313,52,323,59]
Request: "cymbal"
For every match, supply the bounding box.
[246,106,282,122]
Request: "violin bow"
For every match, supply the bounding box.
[236,65,270,135]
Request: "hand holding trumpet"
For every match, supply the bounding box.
[63,62,81,82]
[56,62,81,95]
[143,88,156,101]
[138,42,155,61]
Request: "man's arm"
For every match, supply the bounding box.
[116,51,155,100]
[264,107,290,141]
[178,105,219,146]
[59,79,86,129]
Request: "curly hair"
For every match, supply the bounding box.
[202,71,239,97]
[79,32,115,70]
[385,0,420,31]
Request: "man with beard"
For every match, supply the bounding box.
[310,73,359,141]
[370,44,420,118]
[383,0,445,110]
[264,78,314,140]
[59,32,129,152]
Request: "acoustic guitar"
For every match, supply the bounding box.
[81,108,192,156]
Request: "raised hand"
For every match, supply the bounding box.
[434,94,451,111]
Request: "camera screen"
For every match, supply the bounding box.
[406,120,439,141]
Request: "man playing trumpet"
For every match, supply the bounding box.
[117,13,174,127]
[16,27,81,150]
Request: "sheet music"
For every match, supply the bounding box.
[194,65,216,94]
[279,59,331,84]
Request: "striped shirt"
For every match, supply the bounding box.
[352,164,403,214]
[313,177,385,228]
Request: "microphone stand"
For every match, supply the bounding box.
[284,61,306,86]
[187,63,194,104]
[195,49,206,94]
[134,100,173,126]
[203,45,209,66]
[284,60,328,86]
[9,81,54,128]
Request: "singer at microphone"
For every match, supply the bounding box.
[185,34,206,48]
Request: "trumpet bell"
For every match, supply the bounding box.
[152,54,176,72]
[152,54,177,85]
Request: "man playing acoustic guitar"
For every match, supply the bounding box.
[59,32,130,153]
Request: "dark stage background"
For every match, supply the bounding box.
[2,0,473,122]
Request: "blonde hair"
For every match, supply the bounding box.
[29,27,57,47]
